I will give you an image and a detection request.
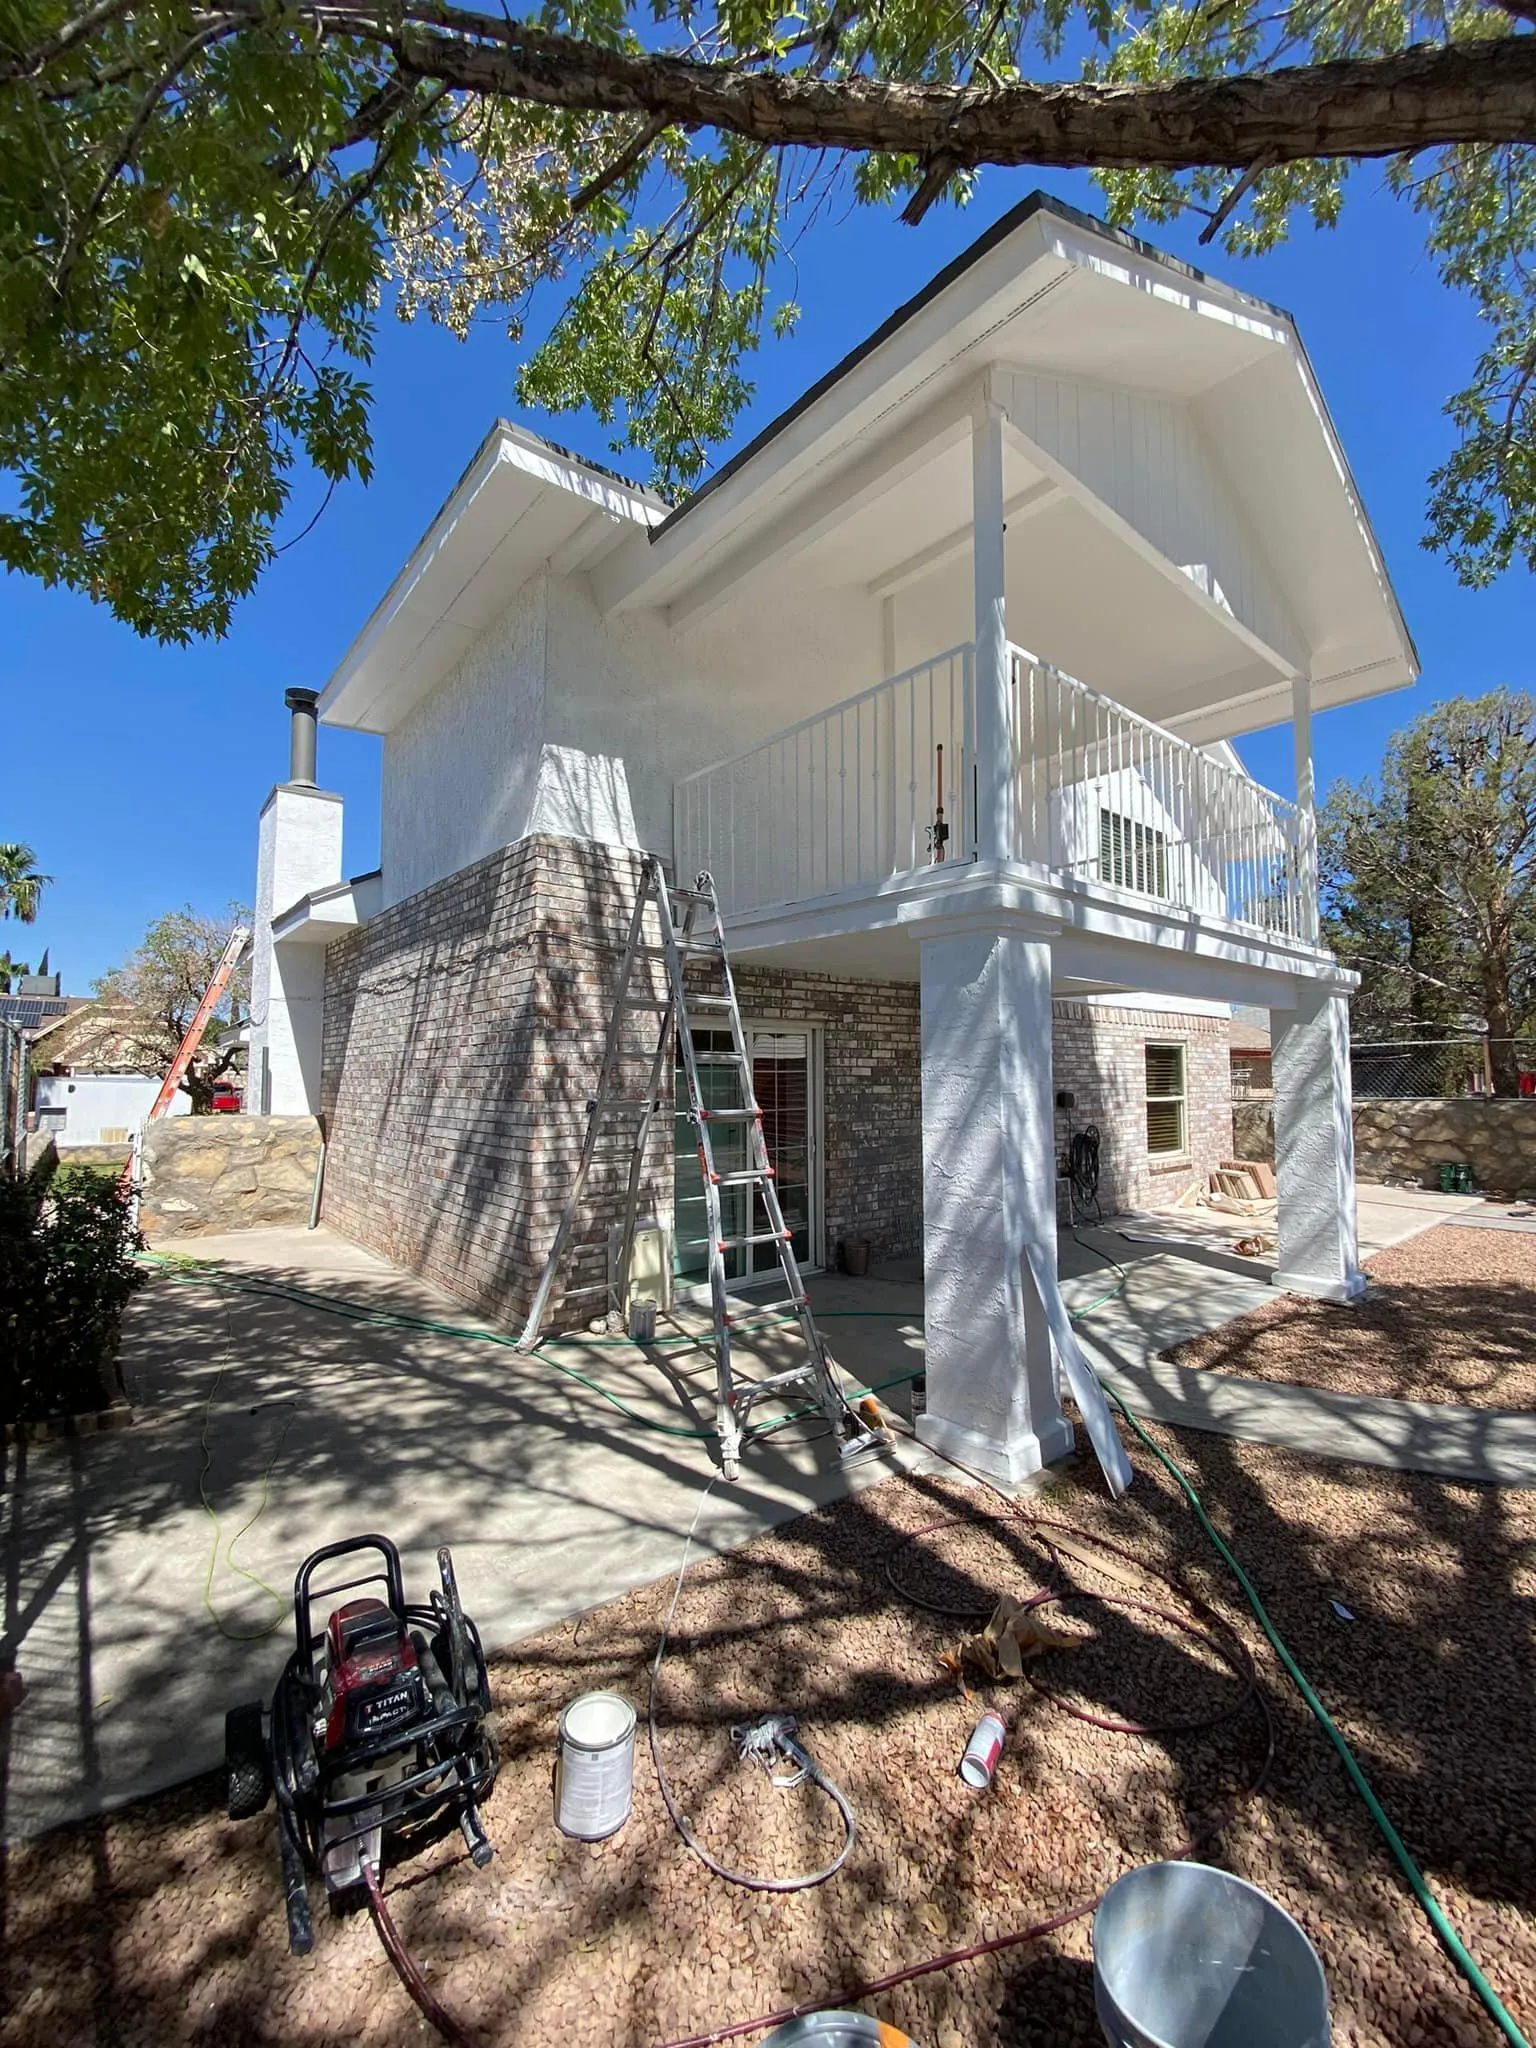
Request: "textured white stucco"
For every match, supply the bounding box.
[372,566,881,898]
[1272,983,1365,1300]
[381,578,547,907]
[916,927,1075,1483]
[249,784,344,1115]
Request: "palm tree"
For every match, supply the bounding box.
[0,843,51,924]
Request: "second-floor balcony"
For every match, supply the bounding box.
[674,644,1314,949]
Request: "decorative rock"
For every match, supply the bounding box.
[139,1115,322,1238]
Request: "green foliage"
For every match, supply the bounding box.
[0,839,50,923]
[1,0,1533,636]
[93,902,250,1111]
[0,1155,143,1426]
[1320,688,1536,1090]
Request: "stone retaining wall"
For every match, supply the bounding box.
[139,1115,323,1238]
[1232,1096,1536,1195]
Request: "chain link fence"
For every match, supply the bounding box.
[1350,1038,1536,1100]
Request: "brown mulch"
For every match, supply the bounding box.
[3,1435,1534,2048]
[1166,1223,1536,1408]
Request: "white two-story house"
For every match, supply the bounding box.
[248,192,1415,1486]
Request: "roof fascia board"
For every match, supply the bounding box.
[607,211,1065,610]
[320,422,664,727]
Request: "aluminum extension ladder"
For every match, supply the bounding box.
[516,855,887,1481]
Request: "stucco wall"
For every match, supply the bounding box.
[139,1115,323,1238]
[1235,1096,1536,1196]
[375,566,884,911]
[381,578,548,907]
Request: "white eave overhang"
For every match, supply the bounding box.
[318,423,667,734]
[271,871,384,945]
[595,192,1417,720]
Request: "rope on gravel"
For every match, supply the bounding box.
[647,1467,858,1892]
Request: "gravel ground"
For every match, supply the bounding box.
[3,1425,1533,2048]
[1166,1223,1536,1408]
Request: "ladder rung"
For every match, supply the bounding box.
[714,1169,774,1187]
[681,1232,791,1251]
[691,1053,745,1067]
[735,1367,821,1399]
[557,1281,612,1299]
[669,886,716,906]
[699,1108,760,1122]
[619,996,673,1009]
[591,1098,665,1114]
[685,994,734,1009]
[727,1298,808,1328]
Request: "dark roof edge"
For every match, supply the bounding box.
[652,187,1299,544]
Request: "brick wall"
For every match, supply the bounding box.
[730,966,922,1264]
[320,836,1233,1319]
[321,836,670,1326]
[1051,1001,1234,1216]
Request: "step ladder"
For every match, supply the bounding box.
[516,856,889,1481]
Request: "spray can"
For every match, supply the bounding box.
[958,1711,1006,1789]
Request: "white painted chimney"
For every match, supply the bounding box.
[247,691,343,1116]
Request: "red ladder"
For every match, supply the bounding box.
[145,924,251,1121]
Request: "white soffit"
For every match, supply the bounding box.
[616,195,1416,708]
[320,423,665,734]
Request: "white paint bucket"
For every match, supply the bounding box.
[555,1691,637,1840]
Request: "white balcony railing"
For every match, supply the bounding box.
[1009,649,1307,940]
[674,643,1308,941]
[673,646,975,914]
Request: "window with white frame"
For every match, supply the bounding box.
[1145,1043,1187,1156]
[1100,807,1169,898]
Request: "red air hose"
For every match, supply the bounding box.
[362,1859,486,2048]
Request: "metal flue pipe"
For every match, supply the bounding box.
[284,687,319,787]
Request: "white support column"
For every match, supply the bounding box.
[1272,983,1366,1301]
[249,783,344,1116]
[917,926,1075,1484]
[972,395,1012,864]
[1292,672,1320,944]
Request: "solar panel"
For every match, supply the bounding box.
[0,996,70,1029]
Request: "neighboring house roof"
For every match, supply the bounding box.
[0,993,71,1033]
[27,1001,153,1072]
[319,189,1416,744]
[1229,1006,1273,1053]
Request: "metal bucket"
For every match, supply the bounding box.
[1093,1862,1329,2048]
[764,2017,917,2046]
[554,1691,637,1841]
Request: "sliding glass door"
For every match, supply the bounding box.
[673,1024,820,1286]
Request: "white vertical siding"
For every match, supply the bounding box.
[998,368,1303,669]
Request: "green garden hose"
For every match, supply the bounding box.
[1065,1235,1530,2048]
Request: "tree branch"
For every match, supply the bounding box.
[255,9,1536,173]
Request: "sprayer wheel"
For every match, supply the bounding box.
[225,1701,271,1820]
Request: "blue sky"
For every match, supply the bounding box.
[2,163,1530,989]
